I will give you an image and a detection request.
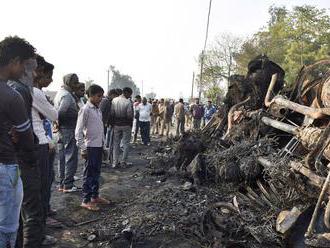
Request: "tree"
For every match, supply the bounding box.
[145,92,156,99]
[204,85,224,105]
[196,33,242,99]
[109,66,140,97]
[284,5,330,83]
[235,5,330,85]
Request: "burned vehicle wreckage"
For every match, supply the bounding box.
[148,55,330,247]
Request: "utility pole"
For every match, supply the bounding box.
[191,72,195,100]
[198,0,213,100]
[141,80,144,97]
[198,51,204,100]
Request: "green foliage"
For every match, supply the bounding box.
[204,85,224,104]
[235,5,330,85]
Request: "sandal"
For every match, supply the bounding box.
[91,197,110,205]
[80,202,100,211]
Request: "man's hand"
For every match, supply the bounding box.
[53,121,59,133]
[81,151,88,160]
[49,142,56,153]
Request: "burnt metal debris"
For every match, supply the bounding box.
[84,57,330,247]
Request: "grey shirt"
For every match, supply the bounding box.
[54,87,78,129]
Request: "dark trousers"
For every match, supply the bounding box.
[47,148,55,213]
[139,121,150,145]
[38,144,51,228]
[82,147,102,203]
[16,157,43,248]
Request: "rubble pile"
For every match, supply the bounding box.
[145,57,330,247]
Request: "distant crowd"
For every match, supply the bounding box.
[0,36,218,248]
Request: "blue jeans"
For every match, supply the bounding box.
[58,128,78,189]
[0,164,23,247]
[139,121,150,145]
[82,147,102,203]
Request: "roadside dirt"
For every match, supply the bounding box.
[49,137,199,248]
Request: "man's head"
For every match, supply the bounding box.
[142,97,147,105]
[75,83,85,98]
[115,88,123,96]
[123,87,133,99]
[0,36,36,80]
[135,95,142,103]
[179,98,184,103]
[108,89,119,100]
[87,84,104,107]
[34,55,54,88]
[207,100,212,107]
[195,98,200,104]
[160,98,164,104]
[63,73,80,91]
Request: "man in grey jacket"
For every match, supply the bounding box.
[54,73,80,192]
[110,87,134,167]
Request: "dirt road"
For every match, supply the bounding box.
[50,136,197,248]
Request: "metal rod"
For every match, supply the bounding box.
[264,73,278,107]
[305,164,330,238]
[270,95,330,119]
[261,117,298,135]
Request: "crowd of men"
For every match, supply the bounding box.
[0,36,218,248]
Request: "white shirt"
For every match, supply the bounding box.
[75,101,104,152]
[32,87,58,145]
[138,103,152,122]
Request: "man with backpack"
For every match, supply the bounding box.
[190,98,204,130]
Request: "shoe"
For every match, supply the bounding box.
[91,197,110,205]
[112,163,119,168]
[81,202,100,211]
[42,235,57,246]
[63,186,80,193]
[47,209,57,217]
[74,176,81,181]
[121,161,132,167]
[46,217,63,228]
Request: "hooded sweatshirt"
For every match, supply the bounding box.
[54,74,80,129]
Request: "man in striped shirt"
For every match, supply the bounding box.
[0,36,37,248]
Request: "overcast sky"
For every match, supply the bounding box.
[0,0,329,98]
